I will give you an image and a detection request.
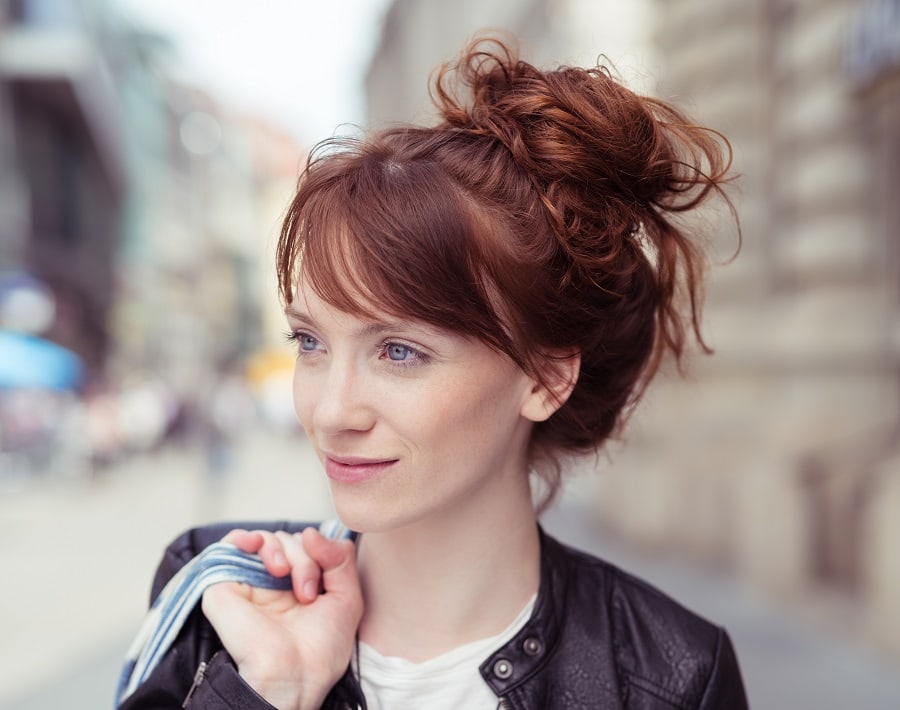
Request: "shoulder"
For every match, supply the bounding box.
[148,520,315,602]
[543,531,714,631]
[541,532,747,708]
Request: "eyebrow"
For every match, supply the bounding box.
[284,304,444,340]
[283,304,311,321]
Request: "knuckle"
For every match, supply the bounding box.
[255,530,278,544]
[220,528,245,543]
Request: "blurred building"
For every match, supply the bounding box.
[1,0,306,465]
[0,0,127,375]
[105,50,307,449]
[110,78,303,401]
[365,0,900,659]
[636,0,900,658]
[366,0,655,126]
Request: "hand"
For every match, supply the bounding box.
[201,527,363,710]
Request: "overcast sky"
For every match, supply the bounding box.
[114,0,394,143]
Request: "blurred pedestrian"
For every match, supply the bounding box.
[85,383,123,471]
[119,36,747,709]
[202,371,257,479]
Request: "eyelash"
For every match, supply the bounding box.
[284,331,429,368]
[284,330,319,352]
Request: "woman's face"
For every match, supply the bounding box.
[286,280,542,533]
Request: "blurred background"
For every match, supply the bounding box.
[1,0,899,708]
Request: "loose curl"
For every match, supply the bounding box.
[277,36,737,511]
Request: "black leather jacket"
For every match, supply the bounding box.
[119,521,748,709]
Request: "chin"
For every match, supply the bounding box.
[330,495,382,534]
[331,496,422,535]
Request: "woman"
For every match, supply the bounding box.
[119,37,748,709]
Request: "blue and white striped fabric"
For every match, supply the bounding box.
[115,519,353,708]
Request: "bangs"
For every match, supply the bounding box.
[277,140,515,356]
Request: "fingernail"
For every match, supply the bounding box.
[273,551,287,566]
[303,581,317,599]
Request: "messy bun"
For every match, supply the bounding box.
[432,37,733,364]
[277,36,736,510]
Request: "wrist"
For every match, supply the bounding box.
[238,666,329,710]
[184,652,318,709]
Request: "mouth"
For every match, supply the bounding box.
[323,454,399,484]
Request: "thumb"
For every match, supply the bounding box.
[300,527,360,599]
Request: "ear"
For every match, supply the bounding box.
[520,350,581,423]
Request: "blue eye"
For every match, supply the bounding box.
[299,334,319,351]
[386,343,413,361]
[286,330,321,353]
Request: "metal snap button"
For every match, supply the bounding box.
[493,658,513,679]
[523,636,542,656]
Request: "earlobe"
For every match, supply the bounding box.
[520,351,581,423]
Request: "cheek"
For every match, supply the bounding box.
[427,376,524,438]
[292,371,314,425]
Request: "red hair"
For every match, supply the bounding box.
[277,37,736,509]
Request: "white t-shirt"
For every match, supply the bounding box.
[352,595,537,709]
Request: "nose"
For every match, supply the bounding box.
[307,358,375,435]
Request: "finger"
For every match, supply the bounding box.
[300,528,360,601]
[250,531,292,578]
[221,529,263,552]
[274,530,323,603]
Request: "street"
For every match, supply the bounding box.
[1,428,898,709]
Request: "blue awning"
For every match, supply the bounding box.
[0,329,84,390]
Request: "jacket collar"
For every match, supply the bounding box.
[478,525,565,697]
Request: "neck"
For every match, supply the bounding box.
[355,476,541,662]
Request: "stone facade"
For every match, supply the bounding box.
[641,0,900,657]
[365,0,655,125]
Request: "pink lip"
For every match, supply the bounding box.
[324,454,398,484]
